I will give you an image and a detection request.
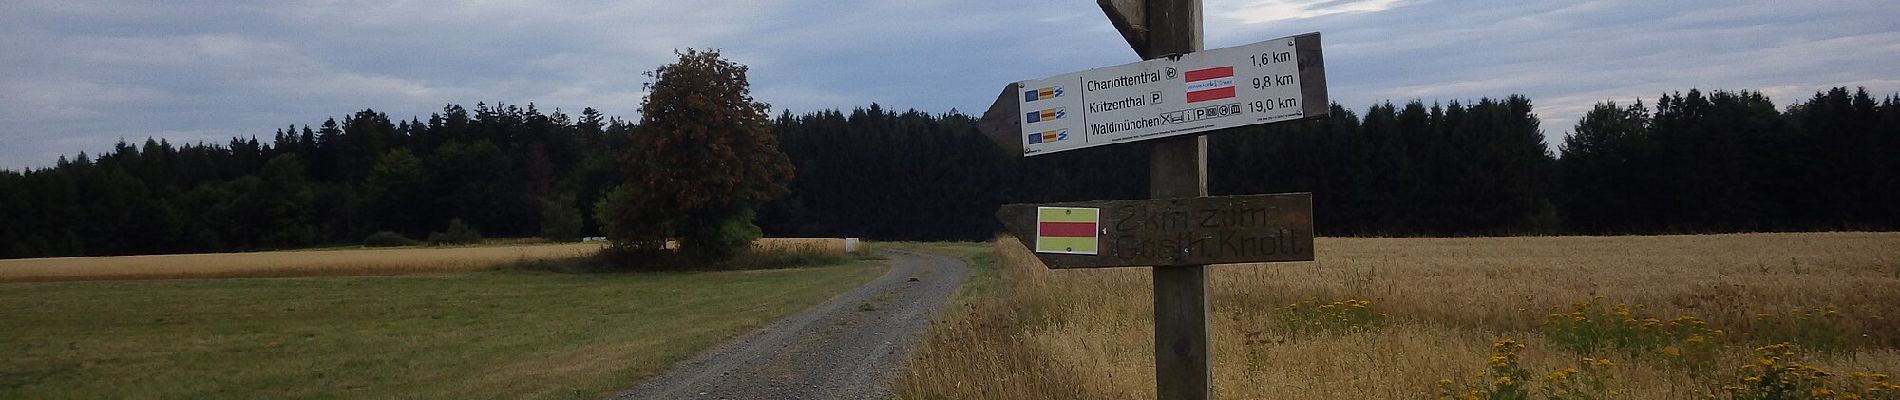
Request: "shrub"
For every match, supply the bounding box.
[539,197,583,243]
[593,185,668,253]
[677,209,763,261]
[362,231,419,247]
[427,218,483,246]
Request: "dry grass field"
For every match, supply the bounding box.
[0,243,606,282]
[0,238,863,283]
[899,232,1900,399]
[751,237,860,254]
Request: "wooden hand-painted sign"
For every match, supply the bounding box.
[996,193,1314,268]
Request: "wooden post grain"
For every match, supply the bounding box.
[1142,0,1209,398]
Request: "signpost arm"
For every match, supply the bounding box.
[1142,0,1210,399]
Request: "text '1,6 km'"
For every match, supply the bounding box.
[1009,32,1327,156]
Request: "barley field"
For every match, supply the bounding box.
[900,232,1900,399]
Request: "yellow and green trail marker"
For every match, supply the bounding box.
[1036,206,1099,255]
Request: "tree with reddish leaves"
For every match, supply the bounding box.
[597,49,794,263]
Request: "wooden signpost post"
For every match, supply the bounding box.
[978,1,1328,399]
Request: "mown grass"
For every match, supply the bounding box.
[0,261,885,399]
[898,232,1900,399]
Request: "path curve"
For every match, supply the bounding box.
[612,250,966,400]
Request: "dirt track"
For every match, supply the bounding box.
[612,250,967,400]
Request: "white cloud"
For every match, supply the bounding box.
[1215,0,1405,24]
[0,0,1897,168]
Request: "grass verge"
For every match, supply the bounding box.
[0,261,885,399]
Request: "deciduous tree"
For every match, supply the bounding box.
[600,49,793,262]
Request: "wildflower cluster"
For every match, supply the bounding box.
[1436,338,1535,400]
[1720,343,1897,400]
[1753,307,1849,353]
[1273,297,1384,337]
[1543,356,1618,400]
[1543,296,1724,368]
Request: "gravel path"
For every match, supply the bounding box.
[611,250,967,400]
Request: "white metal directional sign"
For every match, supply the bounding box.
[1003,32,1326,156]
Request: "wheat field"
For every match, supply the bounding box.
[900,232,1900,399]
[0,238,867,283]
[0,243,604,282]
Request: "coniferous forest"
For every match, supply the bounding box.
[1,87,1896,259]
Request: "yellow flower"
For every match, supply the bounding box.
[1687,335,1705,344]
[1489,354,1511,367]
[1495,376,1513,386]
[1438,378,1453,386]
[1595,358,1613,367]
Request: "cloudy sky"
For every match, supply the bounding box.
[3,0,1895,170]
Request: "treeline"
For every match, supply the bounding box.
[1560,88,1899,233]
[0,103,628,258]
[2,88,1896,258]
